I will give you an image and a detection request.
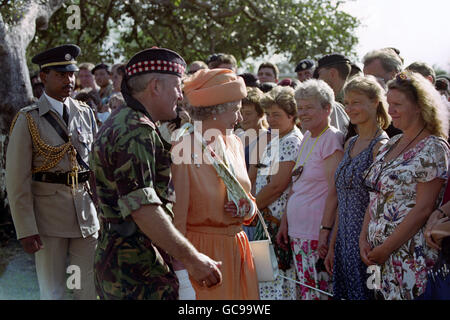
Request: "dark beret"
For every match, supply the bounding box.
[295,59,315,72]
[239,73,260,87]
[92,63,111,74]
[125,47,186,79]
[31,44,80,72]
[259,82,277,93]
[317,54,351,70]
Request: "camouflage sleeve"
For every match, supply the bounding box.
[114,127,163,219]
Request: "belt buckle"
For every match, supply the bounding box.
[67,170,79,191]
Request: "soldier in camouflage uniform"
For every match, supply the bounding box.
[90,47,222,300]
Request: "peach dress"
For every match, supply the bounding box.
[171,133,259,300]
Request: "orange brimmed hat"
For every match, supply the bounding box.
[183,68,247,107]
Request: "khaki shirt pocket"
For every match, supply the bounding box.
[77,132,93,159]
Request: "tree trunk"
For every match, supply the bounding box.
[0,1,66,234]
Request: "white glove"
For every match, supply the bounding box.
[175,269,196,300]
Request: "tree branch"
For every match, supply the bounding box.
[14,0,66,47]
[244,1,266,19]
[92,0,116,43]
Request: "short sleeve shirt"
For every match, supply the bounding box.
[90,105,175,221]
[286,127,344,240]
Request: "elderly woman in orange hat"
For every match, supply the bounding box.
[171,68,260,300]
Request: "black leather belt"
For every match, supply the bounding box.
[32,170,91,186]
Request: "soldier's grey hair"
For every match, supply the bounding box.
[294,79,335,110]
[127,73,171,94]
[406,61,436,84]
[363,48,403,73]
[186,101,241,121]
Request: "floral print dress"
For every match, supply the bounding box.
[254,126,303,300]
[364,135,449,300]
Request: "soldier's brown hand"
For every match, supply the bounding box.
[19,234,44,254]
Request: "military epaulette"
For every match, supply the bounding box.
[19,104,38,114]
[74,99,90,108]
[10,104,38,136]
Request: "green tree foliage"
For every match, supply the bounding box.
[25,0,359,68]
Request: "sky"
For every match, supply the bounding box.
[340,0,450,72]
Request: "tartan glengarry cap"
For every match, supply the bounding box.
[295,59,315,72]
[125,47,186,79]
[31,44,80,72]
[317,54,351,70]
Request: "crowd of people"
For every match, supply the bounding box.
[7,43,450,301]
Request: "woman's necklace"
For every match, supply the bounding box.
[384,126,425,162]
[291,125,329,182]
[361,126,426,193]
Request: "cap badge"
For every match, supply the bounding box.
[65,53,72,61]
[301,63,307,69]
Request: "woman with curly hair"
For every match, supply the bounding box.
[359,70,450,300]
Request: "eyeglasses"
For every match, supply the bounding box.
[391,72,419,101]
[361,142,397,194]
[361,161,382,193]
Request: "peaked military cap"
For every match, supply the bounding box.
[295,59,315,72]
[92,63,111,74]
[31,44,80,72]
[317,54,351,70]
[125,47,186,79]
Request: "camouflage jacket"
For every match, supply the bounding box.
[90,101,175,222]
[89,94,178,300]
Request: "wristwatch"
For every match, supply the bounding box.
[320,225,333,231]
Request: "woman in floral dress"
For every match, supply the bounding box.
[249,86,303,299]
[359,71,450,300]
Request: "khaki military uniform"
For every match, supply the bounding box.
[6,94,100,299]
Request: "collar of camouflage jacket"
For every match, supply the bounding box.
[120,80,155,123]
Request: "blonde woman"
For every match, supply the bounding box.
[359,70,450,299]
[324,75,390,300]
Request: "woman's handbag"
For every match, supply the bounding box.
[249,209,280,282]
[416,237,450,300]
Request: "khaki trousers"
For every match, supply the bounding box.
[35,233,98,300]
